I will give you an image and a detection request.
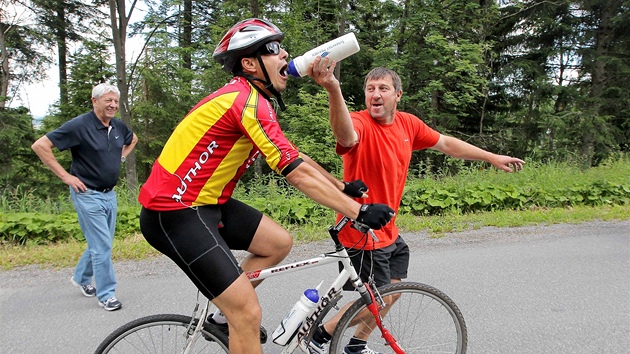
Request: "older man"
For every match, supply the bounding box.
[32,83,137,311]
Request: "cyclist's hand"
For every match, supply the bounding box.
[356,204,395,230]
[343,180,368,198]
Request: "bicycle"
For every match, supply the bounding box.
[94,216,468,354]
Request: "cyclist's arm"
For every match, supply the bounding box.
[301,153,368,199]
[300,153,344,191]
[285,161,361,219]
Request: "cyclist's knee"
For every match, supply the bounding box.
[275,230,293,257]
[260,228,293,262]
[228,301,262,329]
[249,217,293,261]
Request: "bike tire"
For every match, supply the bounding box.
[330,282,467,354]
[94,313,229,354]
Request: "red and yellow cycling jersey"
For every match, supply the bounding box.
[139,77,301,211]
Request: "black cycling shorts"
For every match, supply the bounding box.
[139,198,263,300]
[341,235,410,290]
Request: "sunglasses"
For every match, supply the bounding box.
[257,41,282,55]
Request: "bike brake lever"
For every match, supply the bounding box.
[369,229,380,242]
[352,221,380,242]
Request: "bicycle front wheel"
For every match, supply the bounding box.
[330,282,467,354]
[94,314,229,354]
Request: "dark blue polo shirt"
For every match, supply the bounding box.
[47,111,134,190]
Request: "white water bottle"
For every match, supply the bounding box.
[271,283,321,345]
[286,33,360,78]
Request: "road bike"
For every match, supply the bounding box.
[94,216,468,353]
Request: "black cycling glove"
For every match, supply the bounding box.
[356,203,395,230]
[342,180,368,198]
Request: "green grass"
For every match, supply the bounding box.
[2,156,628,270]
[2,204,627,270]
[396,204,630,234]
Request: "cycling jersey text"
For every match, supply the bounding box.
[172,141,219,202]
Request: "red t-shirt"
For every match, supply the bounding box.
[139,77,301,210]
[336,110,440,250]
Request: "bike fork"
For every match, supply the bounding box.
[364,285,405,354]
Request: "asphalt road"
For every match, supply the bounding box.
[1,220,628,354]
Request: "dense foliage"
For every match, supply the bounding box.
[1,158,628,245]
[1,1,628,221]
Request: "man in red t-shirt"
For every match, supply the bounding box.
[306,64,525,354]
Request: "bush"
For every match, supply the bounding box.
[1,157,628,245]
[0,207,140,245]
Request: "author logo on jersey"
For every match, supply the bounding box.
[172,141,219,202]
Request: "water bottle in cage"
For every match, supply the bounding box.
[271,282,322,345]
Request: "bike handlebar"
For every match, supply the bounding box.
[332,216,380,243]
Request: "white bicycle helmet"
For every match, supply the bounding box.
[213,18,285,74]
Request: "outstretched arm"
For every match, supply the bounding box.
[307,57,358,148]
[431,135,525,172]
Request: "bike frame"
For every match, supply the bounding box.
[97,213,467,354]
[242,216,404,354]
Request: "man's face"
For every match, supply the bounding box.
[365,76,401,124]
[249,41,289,93]
[92,92,120,121]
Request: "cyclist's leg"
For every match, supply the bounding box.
[242,215,292,285]
[139,205,264,353]
[212,273,263,354]
[219,198,292,287]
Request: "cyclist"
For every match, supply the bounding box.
[307,62,525,354]
[137,19,394,354]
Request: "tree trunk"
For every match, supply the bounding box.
[55,0,68,106]
[250,0,260,17]
[582,0,615,166]
[0,22,9,109]
[181,0,192,88]
[109,0,138,193]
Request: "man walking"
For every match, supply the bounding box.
[32,83,137,311]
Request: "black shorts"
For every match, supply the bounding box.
[341,235,410,290]
[139,198,263,300]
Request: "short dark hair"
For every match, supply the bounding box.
[364,67,402,92]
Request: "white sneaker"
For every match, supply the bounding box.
[307,338,328,354]
[343,344,382,354]
[70,277,96,297]
[98,297,122,311]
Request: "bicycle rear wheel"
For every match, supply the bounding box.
[94,314,229,354]
[330,282,467,354]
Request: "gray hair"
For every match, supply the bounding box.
[92,83,120,99]
[364,67,402,92]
